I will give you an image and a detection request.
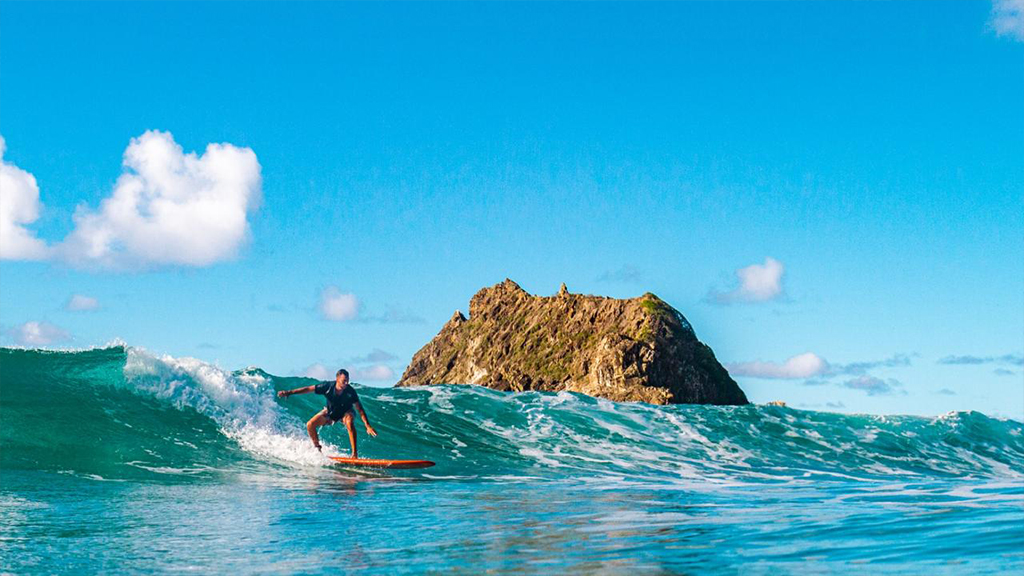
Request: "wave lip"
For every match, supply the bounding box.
[1,346,1023,483]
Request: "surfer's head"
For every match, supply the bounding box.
[335,368,349,386]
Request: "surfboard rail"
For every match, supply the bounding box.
[328,456,435,469]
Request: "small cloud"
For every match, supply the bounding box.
[358,305,425,325]
[937,353,1023,366]
[735,352,912,385]
[794,400,846,410]
[349,348,398,364]
[0,135,49,260]
[318,286,360,321]
[302,361,395,382]
[66,294,99,311]
[841,375,902,396]
[832,353,912,376]
[990,0,1024,41]
[314,289,421,324]
[302,363,333,381]
[707,257,785,304]
[596,265,643,284]
[935,388,956,396]
[727,352,828,379]
[993,368,1017,377]
[350,364,395,381]
[992,354,1020,366]
[8,321,70,346]
[197,342,219,350]
[938,355,986,365]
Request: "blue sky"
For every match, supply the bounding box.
[1,1,1021,418]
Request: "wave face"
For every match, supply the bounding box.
[3,346,1022,483]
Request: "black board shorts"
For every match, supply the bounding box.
[320,407,355,424]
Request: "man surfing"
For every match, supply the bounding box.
[277,368,377,457]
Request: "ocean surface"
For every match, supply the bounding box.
[1,346,1022,575]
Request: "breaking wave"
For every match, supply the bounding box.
[2,346,1022,483]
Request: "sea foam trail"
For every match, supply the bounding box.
[1,346,1022,483]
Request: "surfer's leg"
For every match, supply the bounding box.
[342,411,357,458]
[306,409,332,450]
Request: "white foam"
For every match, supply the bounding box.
[121,347,333,468]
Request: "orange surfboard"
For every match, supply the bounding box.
[328,456,435,469]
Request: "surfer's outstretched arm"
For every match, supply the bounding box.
[277,385,315,398]
[355,402,377,437]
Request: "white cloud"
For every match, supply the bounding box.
[351,364,395,381]
[0,135,49,260]
[937,353,1023,366]
[727,352,828,379]
[350,348,398,363]
[991,0,1024,41]
[66,294,100,311]
[318,286,360,321]
[709,257,785,304]
[8,321,70,346]
[302,362,394,382]
[302,363,334,381]
[842,375,902,396]
[357,306,426,325]
[596,265,643,284]
[60,130,261,269]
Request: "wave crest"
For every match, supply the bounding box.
[2,346,1022,483]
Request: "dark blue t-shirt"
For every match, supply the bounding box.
[314,381,360,420]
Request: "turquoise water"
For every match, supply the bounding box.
[2,346,1022,574]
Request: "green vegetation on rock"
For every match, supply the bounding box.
[397,280,748,406]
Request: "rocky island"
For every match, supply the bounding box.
[396,280,748,405]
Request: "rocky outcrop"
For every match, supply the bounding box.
[396,279,748,405]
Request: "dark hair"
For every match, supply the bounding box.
[336,368,349,379]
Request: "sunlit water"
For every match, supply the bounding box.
[2,347,1022,574]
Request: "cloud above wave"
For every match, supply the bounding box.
[349,348,398,363]
[990,0,1024,41]
[66,294,100,311]
[8,321,70,346]
[937,353,1023,366]
[1,131,262,270]
[596,265,643,284]
[729,352,916,380]
[350,364,395,381]
[728,351,917,397]
[708,257,785,304]
[318,286,360,321]
[316,287,423,325]
[301,363,335,381]
[726,352,828,379]
[0,136,49,260]
[842,375,903,396]
[60,131,262,269]
[302,362,395,382]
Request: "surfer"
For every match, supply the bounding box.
[277,368,377,457]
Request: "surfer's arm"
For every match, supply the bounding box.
[277,385,315,398]
[355,402,377,437]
